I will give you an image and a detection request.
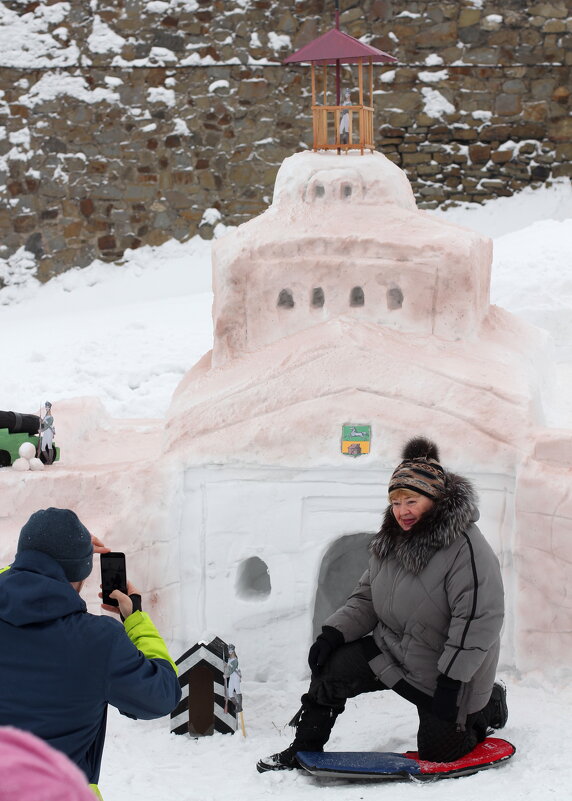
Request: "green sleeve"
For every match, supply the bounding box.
[0,566,10,574]
[123,610,178,675]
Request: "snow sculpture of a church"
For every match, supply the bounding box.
[165,150,572,682]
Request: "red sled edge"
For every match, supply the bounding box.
[405,737,516,776]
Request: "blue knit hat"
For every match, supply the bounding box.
[17,508,93,582]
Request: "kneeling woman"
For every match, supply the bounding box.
[258,437,507,772]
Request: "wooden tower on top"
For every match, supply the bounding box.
[284,1,396,154]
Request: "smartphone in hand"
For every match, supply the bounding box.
[100,552,127,607]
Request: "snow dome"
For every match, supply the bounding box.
[210,151,491,367]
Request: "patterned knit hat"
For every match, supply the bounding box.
[17,508,93,582]
[388,437,446,500]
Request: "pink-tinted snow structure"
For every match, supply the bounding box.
[212,151,491,364]
[166,151,572,677]
[168,152,548,472]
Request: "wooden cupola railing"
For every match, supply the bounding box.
[311,58,375,153]
[283,2,396,154]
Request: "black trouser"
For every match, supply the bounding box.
[294,637,489,762]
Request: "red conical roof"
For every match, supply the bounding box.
[284,28,396,65]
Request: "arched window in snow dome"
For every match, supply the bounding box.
[387,284,404,310]
[277,289,294,309]
[311,287,325,308]
[350,286,364,307]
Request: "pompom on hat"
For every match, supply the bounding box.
[0,726,95,801]
[17,508,93,582]
[388,437,446,501]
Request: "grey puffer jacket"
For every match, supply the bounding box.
[324,472,504,721]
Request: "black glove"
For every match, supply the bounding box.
[431,674,462,722]
[119,593,142,623]
[308,626,344,675]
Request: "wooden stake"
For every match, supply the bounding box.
[311,62,316,105]
[369,58,373,105]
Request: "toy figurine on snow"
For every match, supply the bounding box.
[38,401,56,465]
[224,644,242,712]
[339,88,351,145]
[224,643,246,736]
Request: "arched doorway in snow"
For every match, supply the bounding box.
[312,532,373,640]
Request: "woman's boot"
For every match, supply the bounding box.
[256,701,339,772]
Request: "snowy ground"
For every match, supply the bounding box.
[100,676,572,801]
[1,178,571,798]
[0,237,214,420]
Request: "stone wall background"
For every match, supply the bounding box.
[0,0,570,280]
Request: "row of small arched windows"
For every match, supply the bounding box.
[313,183,353,199]
[277,286,404,310]
[278,287,363,309]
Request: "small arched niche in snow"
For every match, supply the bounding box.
[236,556,271,600]
[277,289,294,309]
[314,184,325,199]
[342,183,352,199]
[311,287,325,308]
[387,284,404,310]
[312,533,372,639]
[350,286,364,307]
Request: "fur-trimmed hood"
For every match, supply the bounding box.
[370,472,479,575]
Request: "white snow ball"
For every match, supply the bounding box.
[12,457,30,471]
[29,457,45,471]
[18,442,36,460]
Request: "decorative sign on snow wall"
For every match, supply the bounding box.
[341,424,371,457]
[170,636,238,737]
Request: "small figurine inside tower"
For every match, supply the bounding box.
[284,1,396,154]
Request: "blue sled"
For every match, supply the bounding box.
[297,737,516,781]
